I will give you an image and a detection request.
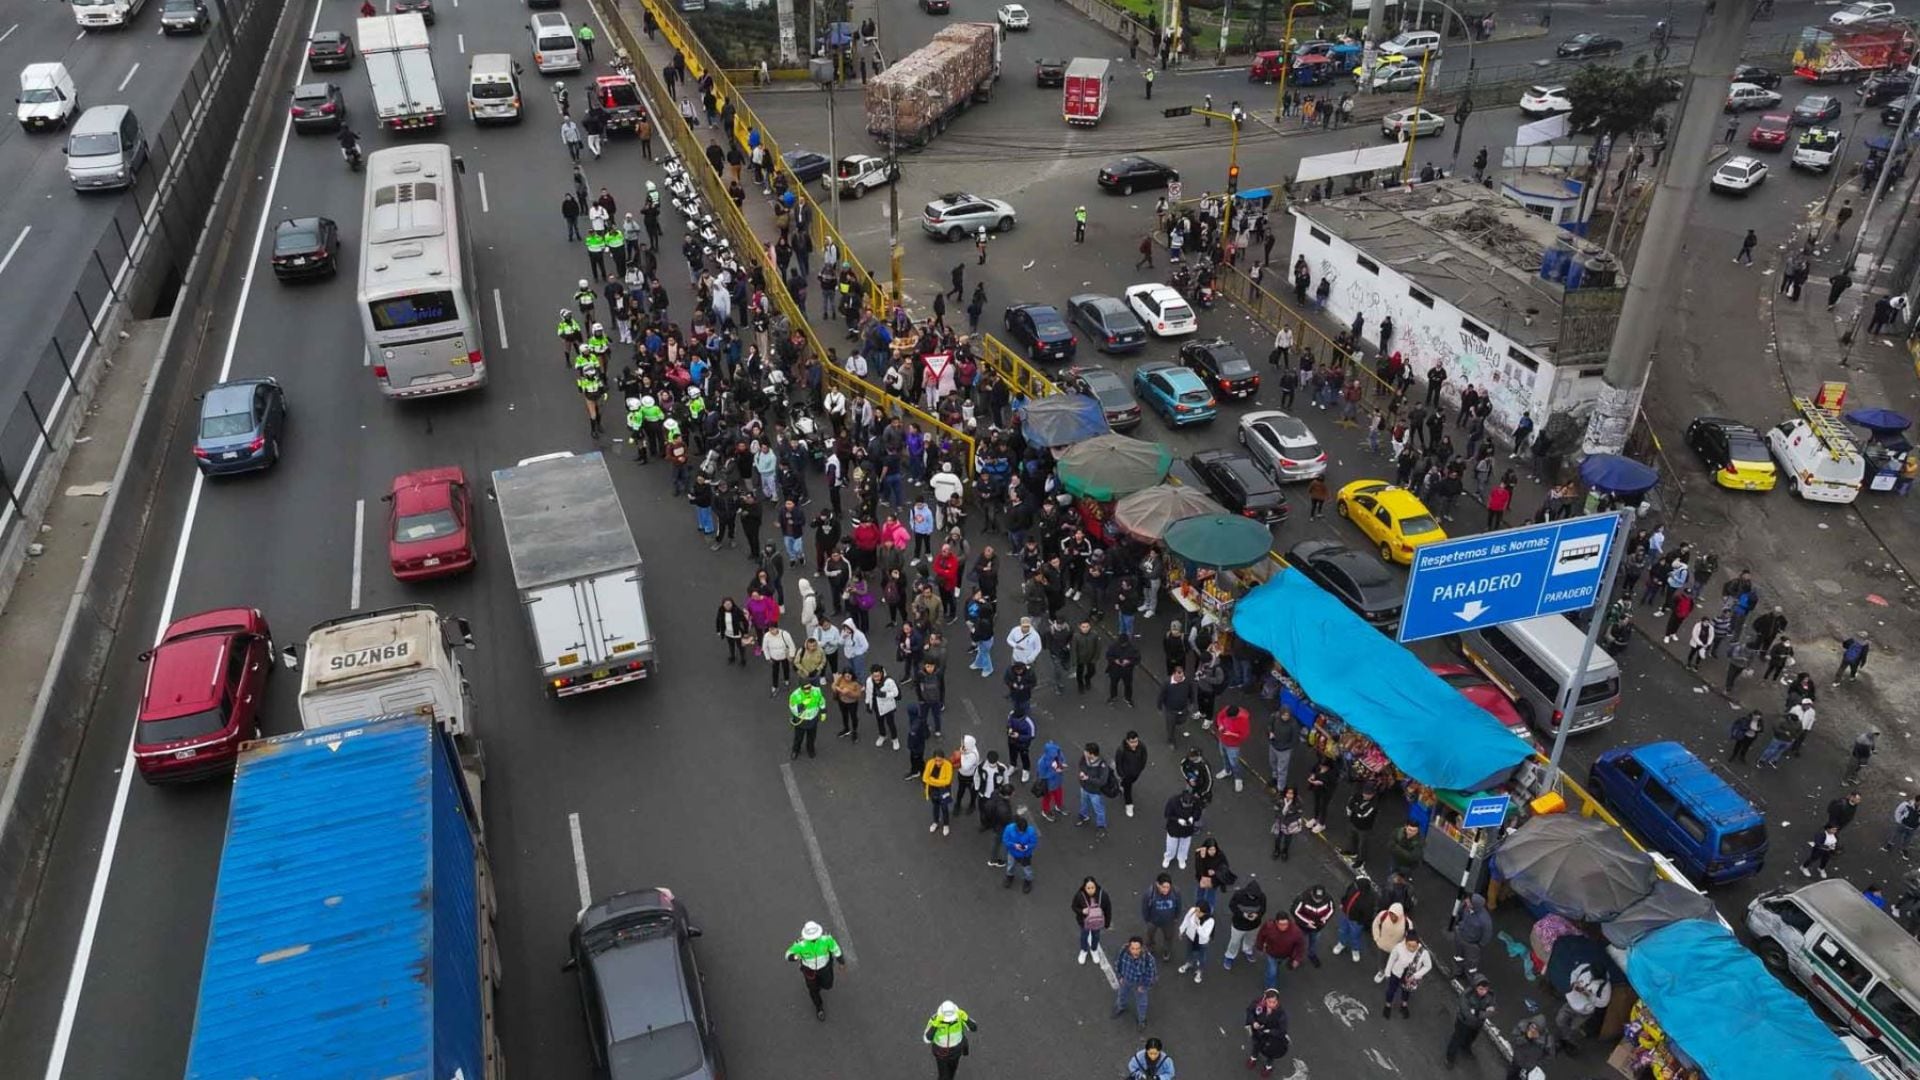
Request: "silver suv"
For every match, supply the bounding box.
[921,192,1017,241]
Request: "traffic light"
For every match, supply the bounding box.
[1163,105,1193,118]
[1227,164,1241,194]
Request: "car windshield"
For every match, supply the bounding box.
[164,0,197,9]
[607,1022,704,1080]
[19,88,60,103]
[67,132,120,156]
[200,410,253,439]
[1034,317,1068,337]
[141,706,227,744]
[397,508,459,542]
[1214,351,1253,375]
[1399,513,1439,535]
[311,33,342,45]
[276,226,320,251]
[72,0,115,6]
[1718,825,1767,858]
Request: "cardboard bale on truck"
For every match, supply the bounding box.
[865,21,1000,147]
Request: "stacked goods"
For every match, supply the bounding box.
[864,22,999,147]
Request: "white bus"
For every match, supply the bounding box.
[359,144,487,398]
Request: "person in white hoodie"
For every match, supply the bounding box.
[1379,928,1432,1020]
[1005,616,1043,668]
[762,623,797,695]
[864,664,900,749]
[1176,902,1217,984]
[841,618,871,680]
[954,735,983,815]
[798,577,819,631]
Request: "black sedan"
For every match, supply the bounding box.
[1884,95,1920,127]
[1003,303,1077,363]
[783,149,832,184]
[1287,538,1403,630]
[1733,63,1783,89]
[1036,58,1067,87]
[1860,73,1912,106]
[306,31,354,71]
[1066,292,1146,353]
[920,0,950,11]
[271,216,339,280]
[1064,364,1142,431]
[1097,156,1179,196]
[1178,338,1261,400]
[565,888,724,1080]
[1556,33,1623,58]
[193,378,286,476]
[1792,94,1843,125]
[289,82,346,133]
[1188,449,1289,524]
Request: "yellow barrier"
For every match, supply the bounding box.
[595,0,975,472]
[1217,266,1395,398]
[975,332,1059,401]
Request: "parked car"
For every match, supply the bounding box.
[1066,292,1146,352]
[997,3,1031,29]
[1427,662,1530,740]
[1124,283,1197,336]
[1063,364,1142,430]
[1381,107,1444,139]
[1381,29,1442,58]
[1556,33,1624,58]
[1189,449,1290,523]
[1725,82,1783,112]
[1036,58,1067,87]
[1097,155,1179,195]
[921,192,1016,240]
[1178,338,1261,400]
[1747,112,1793,150]
[193,378,287,475]
[1859,72,1913,106]
[1334,479,1446,563]
[1791,94,1843,125]
[1238,410,1327,480]
[270,216,339,280]
[1589,742,1768,884]
[1133,360,1216,426]
[565,888,725,1080]
[1710,156,1769,193]
[133,608,273,783]
[1001,303,1077,363]
[1732,63,1783,89]
[306,30,355,71]
[1831,1,1897,27]
[1289,539,1398,628]
[387,467,476,580]
[1883,95,1920,127]
[289,82,347,133]
[1365,61,1425,93]
[920,0,950,12]
[1518,85,1572,116]
[1686,416,1778,492]
[826,154,898,198]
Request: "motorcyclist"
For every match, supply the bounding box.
[336,125,362,167]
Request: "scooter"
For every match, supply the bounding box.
[341,140,363,172]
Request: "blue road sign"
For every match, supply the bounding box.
[1397,513,1619,644]
[1462,794,1511,830]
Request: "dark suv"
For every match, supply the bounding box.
[1036,58,1067,87]
[1188,449,1290,524]
[566,888,724,1080]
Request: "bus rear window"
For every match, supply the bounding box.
[370,292,459,331]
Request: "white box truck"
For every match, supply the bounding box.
[359,13,444,131]
[286,603,477,741]
[490,451,656,696]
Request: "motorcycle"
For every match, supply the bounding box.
[340,139,363,172]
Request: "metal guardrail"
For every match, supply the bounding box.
[1216,266,1395,397]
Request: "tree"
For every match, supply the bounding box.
[1565,60,1679,142]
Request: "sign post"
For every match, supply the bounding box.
[1541,510,1628,789]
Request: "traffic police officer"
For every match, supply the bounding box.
[924,1000,978,1079]
[1074,205,1087,244]
[585,228,607,279]
[573,278,597,323]
[625,397,647,460]
[783,920,844,1018]
[576,355,607,438]
[788,681,824,759]
[556,307,582,367]
[639,395,667,459]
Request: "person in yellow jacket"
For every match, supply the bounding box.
[924,999,979,1079]
[923,746,955,836]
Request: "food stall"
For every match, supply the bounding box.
[1844,407,1917,496]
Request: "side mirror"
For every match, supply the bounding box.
[561,956,578,972]
[453,155,467,174]
[686,925,704,939]
[280,644,301,670]
[455,617,476,650]
[380,492,394,503]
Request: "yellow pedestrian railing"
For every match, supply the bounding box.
[1216,266,1394,398]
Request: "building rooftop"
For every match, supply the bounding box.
[1291,179,1625,358]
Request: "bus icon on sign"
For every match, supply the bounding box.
[1551,535,1605,575]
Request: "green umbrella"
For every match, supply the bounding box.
[1055,435,1174,501]
[1111,484,1226,542]
[1162,513,1276,570]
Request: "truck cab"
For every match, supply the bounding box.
[287,604,475,740]
[826,154,898,197]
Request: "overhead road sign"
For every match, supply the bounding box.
[1397,513,1619,644]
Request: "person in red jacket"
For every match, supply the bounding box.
[850,517,882,575]
[1254,913,1306,991]
[1215,705,1252,793]
[1485,481,1513,530]
[933,545,964,622]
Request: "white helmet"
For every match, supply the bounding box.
[591,323,605,334]
[559,307,572,318]
[641,395,657,408]
[663,418,682,437]
[688,386,703,399]
[801,921,824,940]
[936,1001,961,1022]
[626,397,642,410]
[578,278,590,290]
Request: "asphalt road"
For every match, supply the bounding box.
[0,0,227,399]
[0,0,1911,1078]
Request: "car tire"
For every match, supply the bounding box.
[1120,182,1133,195]
[995,217,1014,233]
[1755,940,1789,971]
[850,183,864,199]
[1379,541,1395,562]
[947,226,964,241]
[269,438,281,465]
[1335,499,1349,518]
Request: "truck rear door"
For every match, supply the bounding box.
[530,573,653,695]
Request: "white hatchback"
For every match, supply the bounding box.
[1518,85,1572,116]
[1711,155,1769,193]
[1831,1,1896,25]
[997,3,1030,29]
[1125,284,1197,337]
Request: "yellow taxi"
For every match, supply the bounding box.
[1686,417,1778,492]
[1335,479,1449,564]
[1351,52,1408,77]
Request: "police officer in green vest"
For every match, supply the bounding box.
[783,920,844,1019]
[573,278,597,324]
[584,228,607,280]
[638,394,667,460]
[788,682,824,759]
[574,20,596,62]
[924,1000,978,1079]
[576,355,606,439]
[556,307,582,368]
[583,322,610,358]
[624,396,646,461]
[1074,205,1087,244]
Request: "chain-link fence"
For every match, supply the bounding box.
[0,0,290,561]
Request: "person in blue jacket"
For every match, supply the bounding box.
[1126,1037,1177,1078]
[1037,739,1067,821]
[1001,811,1039,893]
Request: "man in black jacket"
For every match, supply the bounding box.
[1443,975,1496,1068]
[1157,666,1193,748]
[1106,633,1141,706]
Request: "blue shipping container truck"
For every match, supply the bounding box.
[185,711,500,1079]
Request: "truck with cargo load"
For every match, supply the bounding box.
[1793,22,1916,82]
[359,12,445,130]
[592,72,646,132]
[286,603,476,738]
[184,710,501,1080]
[865,21,1001,148]
[1063,57,1110,125]
[490,451,657,695]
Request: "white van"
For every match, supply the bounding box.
[1383,29,1442,57]
[1748,880,1920,1077]
[65,104,147,191]
[468,53,524,123]
[1769,403,1866,504]
[529,12,581,74]
[16,63,78,132]
[1458,613,1622,736]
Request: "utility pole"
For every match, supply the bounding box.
[1364,0,1386,59]
[810,51,842,230]
[1580,0,1758,455]
[887,97,902,305]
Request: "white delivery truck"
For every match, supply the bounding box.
[490,452,657,696]
[71,0,149,30]
[286,603,477,740]
[359,13,445,131]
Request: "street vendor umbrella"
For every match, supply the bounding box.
[1845,407,1913,434]
[1577,453,1660,496]
[1600,879,1718,949]
[1492,813,1656,922]
[1163,513,1276,570]
[1015,393,1110,449]
[1111,484,1226,542]
[1055,434,1173,500]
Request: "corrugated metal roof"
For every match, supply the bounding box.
[186,713,481,1079]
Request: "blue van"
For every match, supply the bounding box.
[1588,741,1768,885]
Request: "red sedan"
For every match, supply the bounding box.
[133,608,273,783]
[386,466,476,581]
[1427,662,1536,747]
[1748,113,1792,151]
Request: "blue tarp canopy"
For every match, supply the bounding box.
[1625,919,1871,1080]
[1015,394,1110,449]
[1578,453,1660,495]
[1232,571,1531,792]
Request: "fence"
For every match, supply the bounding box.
[633,0,1059,400]
[1216,266,1395,398]
[0,0,289,605]
[601,0,978,469]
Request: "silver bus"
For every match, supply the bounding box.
[358,144,486,398]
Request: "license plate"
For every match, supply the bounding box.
[290,257,307,265]
[592,668,610,680]
[222,451,239,460]
[422,557,441,566]
[173,748,198,759]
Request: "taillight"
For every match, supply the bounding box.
[468,349,484,369]
[247,435,265,452]
[373,363,389,379]
[1106,334,1116,344]
[321,102,337,114]
[1175,404,1190,413]
[290,106,304,116]
[1725,461,1739,474]
[193,446,209,458]
[535,51,545,63]
[1551,708,1565,724]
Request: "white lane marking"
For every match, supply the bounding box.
[1092,943,1120,990]
[457,32,465,54]
[42,0,329,1073]
[780,763,857,965]
[478,171,489,212]
[492,289,508,348]
[568,812,592,911]
[350,499,365,610]
[74,30,85,42]
[0,226,32,277]
[117,63,141,93]
[0,23,19,45]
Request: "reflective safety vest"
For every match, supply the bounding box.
[557,317,581,339]
[1075,207,1087,224]
[577,371,605,396]
[576,23,595,41]
[925,1008,971,1049]
[584,333,610,354]
[789,685,824,723]
[640,402,666,424]
[685,396,706,419]
[585,232,606,254]
[574,352,602,374]
[575,288,597,309]
[627,404,645,431]
[785,933,841,970]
